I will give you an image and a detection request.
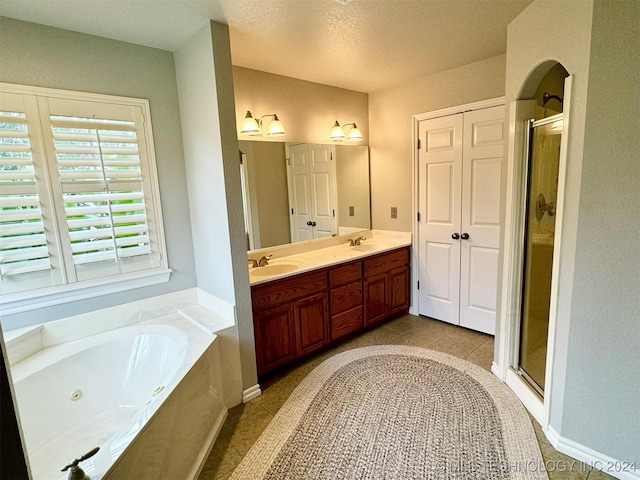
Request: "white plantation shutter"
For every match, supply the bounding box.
[49,113,156,275]
[0,84,167,300]
[0,111,51,276]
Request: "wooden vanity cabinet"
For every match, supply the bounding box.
[251,246,410,376]
[252,270,329,376]
[364,248,410,327]
[329,261,363,341]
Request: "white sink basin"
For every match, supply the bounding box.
[250,263,300,277]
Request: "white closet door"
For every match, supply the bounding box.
[459,106,504,335]
[309,144,337,238]
[287,144,313,242]
[417,113,463,324]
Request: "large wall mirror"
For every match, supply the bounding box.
[239,141,371,250]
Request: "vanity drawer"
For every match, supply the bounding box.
[364,248,410,278]
[330,281,363,315]
[329,261,362,287]
[331,306,363,341]
[252,270,328,312]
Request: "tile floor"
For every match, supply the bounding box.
[197,314,614,480]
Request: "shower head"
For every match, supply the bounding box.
[542,92,563,106]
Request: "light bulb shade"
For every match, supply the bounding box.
[347,124,363,141]
[240,111,260,135]
[266,114,286,136]
[330,121,345,141]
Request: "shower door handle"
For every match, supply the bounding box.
[461,233,469,240]
[451,233,460,240]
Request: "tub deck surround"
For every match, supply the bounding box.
[3,287,242,480]
[248,230,412,285]
[3,288,235,367]
[11,314,219,480]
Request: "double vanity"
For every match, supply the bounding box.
[248,230,411,376]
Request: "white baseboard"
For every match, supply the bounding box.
[546,426,640,480]
[188,408,228,480]
[491,361,503,380]
[242,384,262,403]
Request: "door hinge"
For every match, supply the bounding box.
[330,152,333,160]
[417,212,421,222]
[286,158,290,166]
[332,209,335,217]
[291,208,294,215]
[417,280,420,290]
[417,138,421,150]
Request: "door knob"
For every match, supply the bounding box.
[451,233,460,240]
[311,221,317,227]
[461,233,469,240]
[306,221,312,226]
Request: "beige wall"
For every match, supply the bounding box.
[368,55,507,231]
[0,17,196,330]
[232,66,369,145]
[175,22,257,391]
[335,145,371,230]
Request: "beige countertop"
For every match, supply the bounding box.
[248,230,412,286]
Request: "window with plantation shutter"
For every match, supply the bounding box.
[0,84,169,313]
[0,110,51,278]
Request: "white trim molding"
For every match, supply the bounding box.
[547,427,640,480]
[242,384,262,403]
[0,269,172,316]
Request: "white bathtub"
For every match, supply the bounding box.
[11,314,219,479]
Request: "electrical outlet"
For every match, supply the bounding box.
[349,206,355,216]
[391,207,397,219]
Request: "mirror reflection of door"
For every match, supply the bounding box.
[287,143,337,242]
[239,140,371,250]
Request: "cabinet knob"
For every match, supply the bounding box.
[461,233,469,240]
[451,233,460,240]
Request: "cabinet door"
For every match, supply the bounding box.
[389,265,410,315]
[254,303,297,376]
[364,272,388,327]
[296,292,330,356]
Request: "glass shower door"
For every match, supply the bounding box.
[518,113,562,396]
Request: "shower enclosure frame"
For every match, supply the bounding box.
[494,76,573,431]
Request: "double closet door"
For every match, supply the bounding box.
[417,105,504,335]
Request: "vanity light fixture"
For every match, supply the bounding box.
[240,111,286,137]
[330,121,363,142]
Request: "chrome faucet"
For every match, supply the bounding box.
[61,447,100,480]
[348,236,367,246]
[248,255,272,267]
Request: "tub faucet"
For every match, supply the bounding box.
[61,447,99,480]
[349,236,367,246]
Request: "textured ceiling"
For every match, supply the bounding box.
[0,0,533,93]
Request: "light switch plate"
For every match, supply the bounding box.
[391,207,397,219]
[349,206,355,216]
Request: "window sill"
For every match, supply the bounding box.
[0,269,172,316]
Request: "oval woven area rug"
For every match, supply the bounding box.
[230,346,549,479]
